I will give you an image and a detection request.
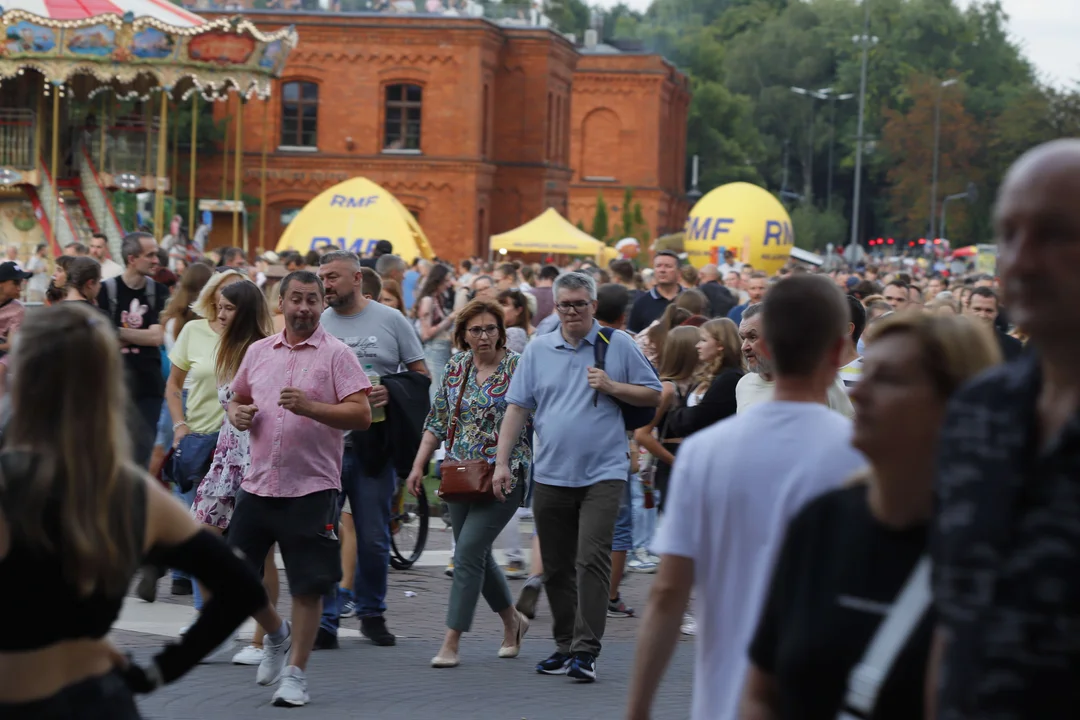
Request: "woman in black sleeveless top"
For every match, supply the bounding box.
[0,303,272,718]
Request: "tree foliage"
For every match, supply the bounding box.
[585,0,1078,249]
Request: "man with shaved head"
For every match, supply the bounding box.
[931,140,1080,719]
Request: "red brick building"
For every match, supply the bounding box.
[198,11,690,260]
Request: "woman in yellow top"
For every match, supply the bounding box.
[165,269,246,612]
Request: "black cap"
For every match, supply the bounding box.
[0,262,31,283]
[374,240,393,256]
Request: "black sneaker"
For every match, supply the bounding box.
[136,565,163,603]
[171,577,193,596]
[607,594,634,618]
[516,575,543,620]
[567,652,596,683]
[360,616,396,647]
[535,651,572,675]
[312,627,339,651]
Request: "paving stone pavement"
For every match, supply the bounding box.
[115,519,695,719]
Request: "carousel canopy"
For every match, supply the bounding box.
[0,0,297,98]
[7,0,205,27]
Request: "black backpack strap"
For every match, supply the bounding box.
[593,327,614,407]
[103,276,117,319]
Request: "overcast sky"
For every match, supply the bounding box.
[591,0,1079,87]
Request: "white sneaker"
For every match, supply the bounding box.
[627,548,658,574]
[272,666,310,707]
[232,645,266,666]
[680,613,697,636]
[257,621,292,686]
[199,631,238,664]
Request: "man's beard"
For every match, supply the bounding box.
[749,354,774,378]
[289,315,316,333]
[326,293,350,308]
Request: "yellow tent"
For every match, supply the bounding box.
[491,208,603,257]
[276,177,435,260]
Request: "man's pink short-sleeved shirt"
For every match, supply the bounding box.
[231,324,369,498]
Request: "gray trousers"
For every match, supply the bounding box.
[532,479,623,657]
[446,481,524,632]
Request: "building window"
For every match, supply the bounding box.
[280,207,302,227]
[280,81,318,148]
[384,84,422,151]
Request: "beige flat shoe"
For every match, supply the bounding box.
[498,611,530,658]
[431,653,460,668]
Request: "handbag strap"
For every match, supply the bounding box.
[445,355,472,456]
[838,555,931,719]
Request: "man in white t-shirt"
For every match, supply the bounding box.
[734,302,855,417]
[625,275,867,720]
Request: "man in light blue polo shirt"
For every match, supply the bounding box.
[494,271,661,683]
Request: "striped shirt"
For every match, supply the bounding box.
[838,357,863,391]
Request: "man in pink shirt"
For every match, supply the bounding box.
[227,270,371,708]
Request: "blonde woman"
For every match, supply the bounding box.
[741,313,1000,719]
[633,326,702,513]
[0,303,273,718]
[663,318,746,438]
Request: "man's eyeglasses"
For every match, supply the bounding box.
[555,300,591,314]
[467,324,499,338]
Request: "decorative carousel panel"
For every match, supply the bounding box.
[0,8,296,98]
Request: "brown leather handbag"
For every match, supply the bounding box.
[437,358,495,503]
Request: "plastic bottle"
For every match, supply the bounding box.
[365,364,386,423]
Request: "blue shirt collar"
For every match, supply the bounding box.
[554,320,601,349]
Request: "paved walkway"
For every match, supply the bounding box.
[115,516,695,719]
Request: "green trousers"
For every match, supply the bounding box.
[445,481,524,633]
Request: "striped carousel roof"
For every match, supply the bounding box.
[3,0,205,27]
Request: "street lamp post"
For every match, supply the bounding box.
[826,92,854,211]
[790,86,833,204]
[940,181,978,242]
[849,1,878,249]
[929,78,959,241]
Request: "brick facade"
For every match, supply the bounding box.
[196,11,688,260]
[569,52,691,242]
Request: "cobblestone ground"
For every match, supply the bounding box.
[115,516,695,719]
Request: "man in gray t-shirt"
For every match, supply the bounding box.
[320,294,425,377]
[316,251,429,649]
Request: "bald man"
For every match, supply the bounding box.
[930,140,1080,720]
[697,264,737,318]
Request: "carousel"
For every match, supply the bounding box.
[0,0,296,258]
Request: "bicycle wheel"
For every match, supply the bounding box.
[390,484,429,570]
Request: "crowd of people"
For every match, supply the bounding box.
[0,138,1078,719]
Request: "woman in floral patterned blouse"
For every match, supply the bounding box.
[407,298,532,669]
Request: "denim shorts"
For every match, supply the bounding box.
[154,401,173,449]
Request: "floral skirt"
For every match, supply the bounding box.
[190,421,250,531]
[192,487,236,531]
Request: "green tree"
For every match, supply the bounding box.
[591,193,610,241]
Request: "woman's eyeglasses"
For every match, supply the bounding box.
[467,324,499,338]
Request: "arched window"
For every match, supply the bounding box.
[384,84,422,151]
[280,81,318,148]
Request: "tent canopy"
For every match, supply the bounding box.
[276,177,434,261]
[491,208,603,256]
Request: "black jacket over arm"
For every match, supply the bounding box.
[351,370,431,478]
[664,368,744,438]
